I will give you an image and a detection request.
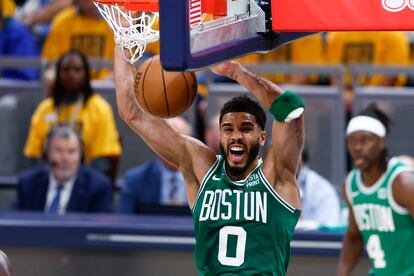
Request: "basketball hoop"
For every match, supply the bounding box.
[94,0,229,65]
[93,0,159,64]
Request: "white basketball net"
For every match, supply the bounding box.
[94,2,159,64]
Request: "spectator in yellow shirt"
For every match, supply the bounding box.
[42,0,114,79]
[327,31,409,87]
[326,31,409,114]
[24,50,122,182]
[235,33,325,84]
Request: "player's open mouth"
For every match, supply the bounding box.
[230,145,245,163]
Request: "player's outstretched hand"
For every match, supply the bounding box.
[210,61,239,79]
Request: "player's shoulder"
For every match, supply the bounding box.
[388,157,414,188]
[185,139,218,180]
[393,170,414,187]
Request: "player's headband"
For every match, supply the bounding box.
[346,115,386,138]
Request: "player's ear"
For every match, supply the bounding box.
[259,131,266,146]
[379,137,386,150]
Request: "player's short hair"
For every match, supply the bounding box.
[220,95,266,130]
[357,103,391,135]
[356,103,390,162]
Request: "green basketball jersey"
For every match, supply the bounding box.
[345,157,414,276]
[192,155,301,276]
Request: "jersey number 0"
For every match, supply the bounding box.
[218,226,247,267]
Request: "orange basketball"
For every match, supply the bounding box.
[134,55,197,118]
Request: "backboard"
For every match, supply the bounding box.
[158,0,312,71]
[159,0,414,70]
[94,0,312,70]
[95,0,414,71]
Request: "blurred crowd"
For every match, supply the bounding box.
[1,0,414,228]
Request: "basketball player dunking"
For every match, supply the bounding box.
[114,40,306,274]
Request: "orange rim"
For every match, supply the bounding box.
[94,0,226,14]
[94,0,127,5]
[94,0,159,11]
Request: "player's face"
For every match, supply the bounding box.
[220,112,265,179]
[59,55,86,94]
[48,136,81,183]
[347,131,385,171]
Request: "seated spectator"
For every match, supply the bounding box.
[117,116,192,215]
[16,125,112,214]
[297,148,340,225]
[15,0,73,45]
[42,0,114,79]
[0,250,12,276]
[24,50,122,181]
[0,0,39,80]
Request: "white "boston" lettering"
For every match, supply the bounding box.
[199,190,267,224]
[353,204,395,232]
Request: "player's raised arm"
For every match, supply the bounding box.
[114,46,186,165]
[114,46,216,206]
[211,61,305,208]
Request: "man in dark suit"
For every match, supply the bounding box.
[117,116,191,215]
[16,125,112,214]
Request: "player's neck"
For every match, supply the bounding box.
[361,161,387,187]
[225,157,260,181]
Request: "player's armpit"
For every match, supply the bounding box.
[392,172,414,219]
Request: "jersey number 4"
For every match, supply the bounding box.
[366,234,386,269]
[218,226,247,267]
